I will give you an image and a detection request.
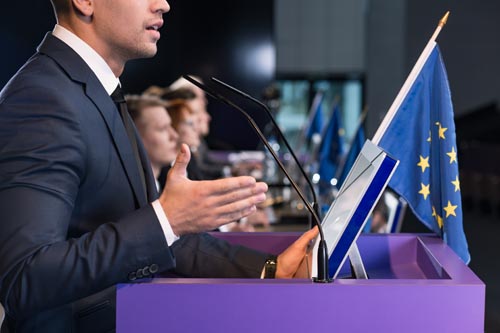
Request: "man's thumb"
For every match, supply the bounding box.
[170,144,191,177]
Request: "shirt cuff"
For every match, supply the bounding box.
[152,200,179,246]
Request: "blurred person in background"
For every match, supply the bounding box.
[126,94,178,191]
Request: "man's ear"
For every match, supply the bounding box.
[72,0,94,17]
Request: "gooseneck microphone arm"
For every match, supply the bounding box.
[210,77,321,226]
[183,75,331,283]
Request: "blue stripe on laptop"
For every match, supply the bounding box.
[329,155,398,277]
[390,203,403,233]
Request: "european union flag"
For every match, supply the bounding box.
[318,105,345,191]
[378,45,470,263]
[336,118,366,189]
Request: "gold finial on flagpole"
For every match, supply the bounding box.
[439,11,450,28]
[430,11,450,42]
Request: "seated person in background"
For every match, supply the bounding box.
[165,99,204,180]
[126,94,179,191]
[165,87,271,230]
[168,76,211,141]
[166,81,224,180]
[143,86,269,230]
[370,200,389,233]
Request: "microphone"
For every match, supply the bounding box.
[210,77,321,226]
[183,75,331,283]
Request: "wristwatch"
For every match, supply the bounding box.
[264,256,278,279]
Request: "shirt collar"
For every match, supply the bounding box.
[52,24,120,95]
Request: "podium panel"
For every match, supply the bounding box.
[117,234,484,332]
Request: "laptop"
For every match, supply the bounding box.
[311,140,399,279]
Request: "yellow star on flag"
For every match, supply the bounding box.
[436,214,444,229]
[447,147,457,164]
[419,183,430,200]
[432,206,437,217]
[427,130,431,142]
[443,200,458,218]
[435,122,448,139]
[417,155,430,173]
[451,175,460,192]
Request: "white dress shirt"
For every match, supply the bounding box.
[52,24,179,246]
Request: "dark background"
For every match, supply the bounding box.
[1,1,499,330]
[0,0,274,150]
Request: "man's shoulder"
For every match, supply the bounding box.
[2,53,65,92]
[0,52,75,102]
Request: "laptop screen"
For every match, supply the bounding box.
[311,140,398,279]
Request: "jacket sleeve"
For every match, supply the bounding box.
[170,233,268,278]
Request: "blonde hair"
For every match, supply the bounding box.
[125,94,168,122]
[165,100,194,130]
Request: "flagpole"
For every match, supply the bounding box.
[334,107,368,181]
[312,96,341,163]
[430,11,450,43]
[298,90,324,148]
[372,11,450,145]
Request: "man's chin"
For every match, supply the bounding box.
[134,46,158,59]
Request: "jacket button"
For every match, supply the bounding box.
[128,271,137,281]
[136,268,144,279]
[150,264,159,274]
[142,266,151,276]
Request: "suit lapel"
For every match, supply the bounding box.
[136,130,160,201]
[85,83,149,206]
[37,33,150,206]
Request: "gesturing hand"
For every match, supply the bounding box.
[159,144,268,236]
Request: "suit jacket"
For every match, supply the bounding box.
[0,33,267,333]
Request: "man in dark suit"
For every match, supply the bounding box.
[0,0,317,332]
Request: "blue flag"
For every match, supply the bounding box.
[305,93,325,141]
[378,45,470,263]
[318,106,345,190]
[336,121,366,189]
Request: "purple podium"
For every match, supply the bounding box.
[117,233,484,332]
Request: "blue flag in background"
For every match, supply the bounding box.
[378,45,470,263]
[318,106,345,190]
[305,94,325,141]
[336,122,366,189]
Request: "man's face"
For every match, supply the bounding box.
[92,0,170,63]
[137,105,178,169]
[198,108,211,137]
[176,110,201,150]
[187,97,211,137]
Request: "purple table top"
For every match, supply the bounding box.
[117,234,484,332]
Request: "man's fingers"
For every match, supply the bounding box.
[198,179,267,212]
[211,196,263,224]
[168,144,191,179]
[296,226,319,249]
[206,176,265,195]
[215,205,258,225]
[212,185,267,207]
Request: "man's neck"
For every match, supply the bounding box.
[57,21,126,77]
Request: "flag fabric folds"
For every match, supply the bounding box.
[336,119,366,189]
[378,45,470,263]
[318,105,345,191]
[305,92,325,141]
